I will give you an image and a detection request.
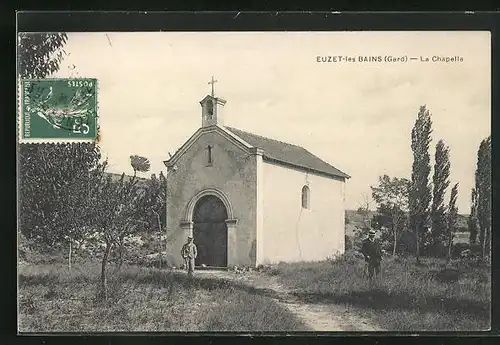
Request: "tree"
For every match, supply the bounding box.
[130,155,151,176]
[468,188,479,245]
[114,155,151,268]
[475,136,491,259]
[92,164,146,299]
[140,172,168,268]
[18,33,68,79]
[358,193,373,230]
[409,105,433,262]
[92,170,120,300]
[91,155,155,299]
[446,183,459,262]
[371,175,410,256]
[19,142,102,269]
[431,140,451,256]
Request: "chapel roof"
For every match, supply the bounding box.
[224,126,350,179]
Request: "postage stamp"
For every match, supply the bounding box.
[19,78,98,142]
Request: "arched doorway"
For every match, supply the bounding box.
[192,195,228,267]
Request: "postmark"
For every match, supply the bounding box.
[19,78,98,142]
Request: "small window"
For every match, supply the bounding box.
[301,185,310,209]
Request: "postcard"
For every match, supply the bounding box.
[17,30,491,333]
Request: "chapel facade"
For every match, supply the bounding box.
[164,84,350,268]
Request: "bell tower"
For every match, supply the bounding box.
[200,76,226,127]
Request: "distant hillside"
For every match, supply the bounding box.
[345,209,469,237]
[345,210,375,237]
[106,172,147,181]
[105,172,149,188]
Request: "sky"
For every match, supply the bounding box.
[52,31,490,214]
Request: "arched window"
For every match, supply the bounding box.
[206,100,214,119]
[301,185,310,209]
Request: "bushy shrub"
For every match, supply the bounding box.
[345,235,353,251]
[18,231,64,264]
[18,231,31,261]
[337,249,364,263]
[451,243,470,259]
[396,230,415,255]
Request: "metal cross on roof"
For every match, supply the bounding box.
[208,76,217,97]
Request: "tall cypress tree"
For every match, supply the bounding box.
[468,188,478,245]
[475,136,491,259]
[409,105,433,261]
[446,183,459,262]
[431,139,451,256]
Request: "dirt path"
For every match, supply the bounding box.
[196,270,384,332]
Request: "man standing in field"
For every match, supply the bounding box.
[361,229,382,279]
[181,236,197,276]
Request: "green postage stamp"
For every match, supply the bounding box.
[19,78,98,142]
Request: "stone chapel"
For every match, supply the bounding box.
[164,81,350,268]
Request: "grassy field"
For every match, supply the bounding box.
[18,243,490,332]
[18,260,308,332]
[263,252,491,331]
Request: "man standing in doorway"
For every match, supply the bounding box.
[181,236,197,276]
[361,229,382,280]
